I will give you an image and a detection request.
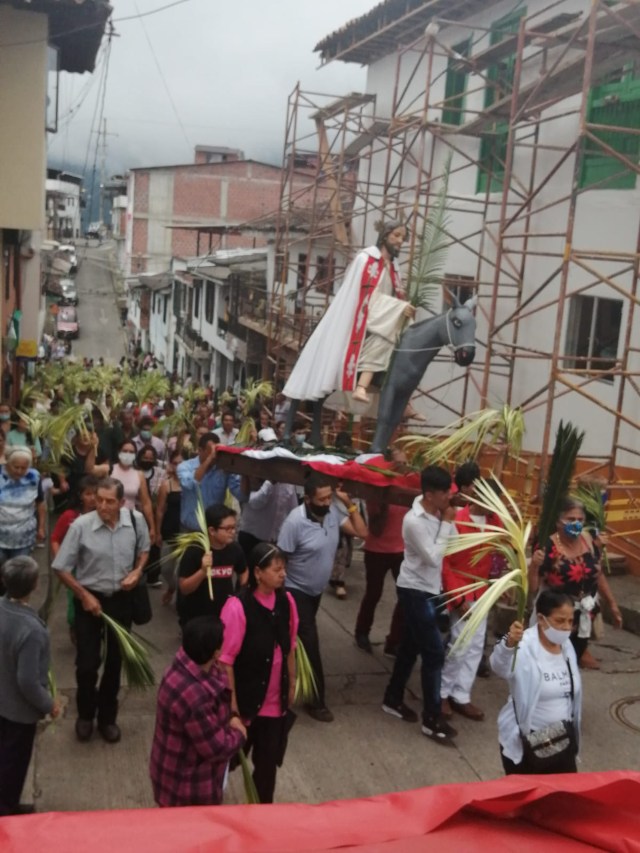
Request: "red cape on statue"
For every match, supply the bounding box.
[1,772,638,852]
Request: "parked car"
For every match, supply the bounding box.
[60,278,78,305]
[85,222,102,240]
[58,244,78,274]
[56,305,79,340]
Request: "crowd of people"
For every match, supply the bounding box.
[0,376,625,814]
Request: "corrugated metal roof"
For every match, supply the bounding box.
[5,0,111,73]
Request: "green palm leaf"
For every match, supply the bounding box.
[537,421,585,546]
[101,613,155,690]
[406,153,452,310]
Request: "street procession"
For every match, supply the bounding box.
[1,0,640,848]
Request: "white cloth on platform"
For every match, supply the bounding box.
[283,246,406,401]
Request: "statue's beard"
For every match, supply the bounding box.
[384,239,400,259]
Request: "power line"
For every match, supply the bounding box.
[132,0,192,151]
[0,0,198,50]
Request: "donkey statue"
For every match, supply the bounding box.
[285,294,477,453]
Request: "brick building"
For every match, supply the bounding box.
[125,155,288,277]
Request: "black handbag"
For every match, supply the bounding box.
[129,510,152,626]
[515,658,577,771]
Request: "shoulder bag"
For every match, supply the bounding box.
[514,656,577,771]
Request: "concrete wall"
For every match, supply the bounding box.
[0,6,48,230]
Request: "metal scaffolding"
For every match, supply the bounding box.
[270,0,640,549]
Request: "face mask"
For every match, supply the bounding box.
[0,414,9,422]
[139,460,154,471]
[140,430,152,440]
[294,433,306,445]
[562,520,583,538]
[309,502,330,517]
[119,452,135,466]
[541,616,572,646]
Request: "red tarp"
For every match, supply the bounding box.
[2,772,639,852]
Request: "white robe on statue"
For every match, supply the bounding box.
[283,246,407,402]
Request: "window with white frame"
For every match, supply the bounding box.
[564,294,622,382]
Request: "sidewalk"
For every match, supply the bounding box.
[29,552,640,811]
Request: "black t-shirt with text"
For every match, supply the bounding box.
[176,542,246,626]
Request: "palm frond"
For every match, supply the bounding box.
[101,613,155,689]
[444,477,531,653]
[294,639,318,704]
[398,406,525,468]
[573,482,610,572]
[406,153,452,310]
[238,750,261,804]
[537,421,585,546]
[240,379,274,417]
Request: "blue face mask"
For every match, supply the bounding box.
[0,414,9,422]
[140,430,152,440]
[563,520,583,538]
[294,433,305,445]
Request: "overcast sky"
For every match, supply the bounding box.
[48,0,376,175]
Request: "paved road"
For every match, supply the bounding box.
[28,551,640,811]
[71,241,127,364]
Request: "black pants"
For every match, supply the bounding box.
[0,715,36,815]
[238,531,261,566]
[245,714,291,804]
[74,589,133,726]
[287,588,325,708]
[355,550,404,646]
[501,748,577,775]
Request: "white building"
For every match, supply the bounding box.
[45,170,82,240]
[310,0,640,470]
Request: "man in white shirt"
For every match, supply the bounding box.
[213,411,239,447]
[382,465,458,744]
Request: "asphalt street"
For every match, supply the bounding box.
[70,241,128,364]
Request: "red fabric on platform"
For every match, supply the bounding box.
[217,447,422,492]
[1,772,638,852]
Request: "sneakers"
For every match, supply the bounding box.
[355,633,373,654]
[335,584,347,599]
[382,700,419,723]
[421,715,458,745]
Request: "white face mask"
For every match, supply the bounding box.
[118,451,135,467]
[541,616,571,646]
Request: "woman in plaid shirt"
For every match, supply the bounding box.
[149,616,246,807]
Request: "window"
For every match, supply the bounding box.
[315,255,335,290]
[580,72,640,190]
[564,294,622,382]
[477,9,525,193]
[297,254,308,291]
[205,281,215,324]
[442,274,476,309]
[194,280,201,318]
[443,39,470,126]
[163,295,168,323]
[478,126,509,193]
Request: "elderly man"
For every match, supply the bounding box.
[0,557,60,815]
[177,432,242,532]
[52,477,150,744]
[277,473,368,722]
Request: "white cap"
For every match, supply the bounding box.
[258,428,277,443]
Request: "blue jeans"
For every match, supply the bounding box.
[384,588,445,722]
